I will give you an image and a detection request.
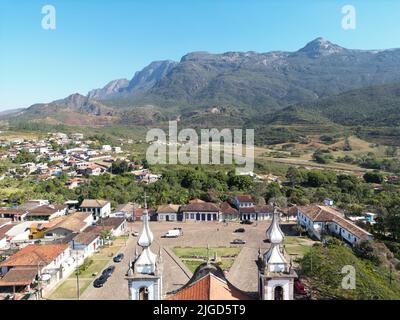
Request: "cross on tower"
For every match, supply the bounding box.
[143,192,148,209]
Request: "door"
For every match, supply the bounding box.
[166,215,169,222]
[274,286,284,300]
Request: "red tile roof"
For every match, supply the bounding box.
[235,195,254,203]
[0,244,69,267]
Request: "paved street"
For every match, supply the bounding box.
[76,220,287,299]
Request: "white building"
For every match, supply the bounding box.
[80,200,111,221]
[126,196,162,300]
[71,232,102,259]
[295,205,373,246]
[156,204,180,221]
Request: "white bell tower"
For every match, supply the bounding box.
[258,206,296,300]
[126,193,162,300]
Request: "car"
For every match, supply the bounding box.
[102,265,116,278]
[234,228,245,233]
[240,220,253,225]
[231,239,246,244]
[113,253,124,263]
[93,275,108,288]
[131,231,139,237]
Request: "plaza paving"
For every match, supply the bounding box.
[51,220,297,300]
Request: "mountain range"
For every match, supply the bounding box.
[6,37,400,127]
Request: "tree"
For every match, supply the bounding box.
[286,166,305,186]
[363,172,384,184]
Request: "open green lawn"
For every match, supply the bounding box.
[172,246,241,273]
[172,246,241,258]
[283,236,316,257]
[48,278,92,300]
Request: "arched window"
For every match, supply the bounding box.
[139,286,149,300]
[274,286,284,300]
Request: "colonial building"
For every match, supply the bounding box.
[219,202,239,221]
[79,199,111,221]
[179,199,220,222]
[156,204,180,222]
[126,197,162,300]
[295,205,373,246]
[258,208,297,300]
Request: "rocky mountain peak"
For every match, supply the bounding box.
[297,37,345,57]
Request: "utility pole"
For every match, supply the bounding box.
[75,249,80,300]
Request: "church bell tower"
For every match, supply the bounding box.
[126,194,163,300]
[258,206,296,300]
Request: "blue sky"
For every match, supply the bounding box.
[1,0,400,110]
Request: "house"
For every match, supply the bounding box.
[253,205,274,220]
[156,204,180,222]
[25,204,68,221]
[133,207,157,221]
[0,208,29,222]
[219,202,239,221]
[44,212,93,239]
[0,267,39,299]
[94,217,127,236]
[112,202,137,219]
[4,222,36,245]
[84,164,103,176]
[180,199,220,222]
[0,224,14,249]
[323,199,334,206]
[234,194,255,209]
[295,205,373,246]
[80,199,111,221]
[0,244,72,295]
[71,232,102,259]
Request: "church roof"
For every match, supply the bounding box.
[266,211,284,244]
[137,208,154,247]
[167,263,253,300]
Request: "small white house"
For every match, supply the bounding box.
[80,200,111,221]
[156,204,180,221]
[71,232,102,259]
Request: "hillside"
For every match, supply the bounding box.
[267,83,400,127]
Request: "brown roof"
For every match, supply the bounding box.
[0,244,69,267]
[189,199,205,204]
[47,212,91,233]
[254,205,274,213]
[0,224,14,239]
[239,207,256,214]
[235,194,254,203]
[0,208,27,217]
[220,202,239,215]
[72,232,99,245]
[27,205,67,217]
[84,225,113,234]
[80,199,110,208]
[134,208,156,217]
[97,217,125,229]
[157,204,180,214]
[167,273,252,300]
[0,218,12,227]
[0,268,38,287]
[180,202,220,213]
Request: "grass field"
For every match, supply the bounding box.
[172,246,242,273]
[283,236,316,257]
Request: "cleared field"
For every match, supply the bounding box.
[283,236,316,257]
[172,246,242,273]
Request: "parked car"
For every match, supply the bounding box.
[113,253,124,263]
[234,228,245,233]
[131,231,139,237]
[241,220,253,225]
[163,229,181,238]
[102,265,116,278]
[93,275,108,288]
[231,239,246,244]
